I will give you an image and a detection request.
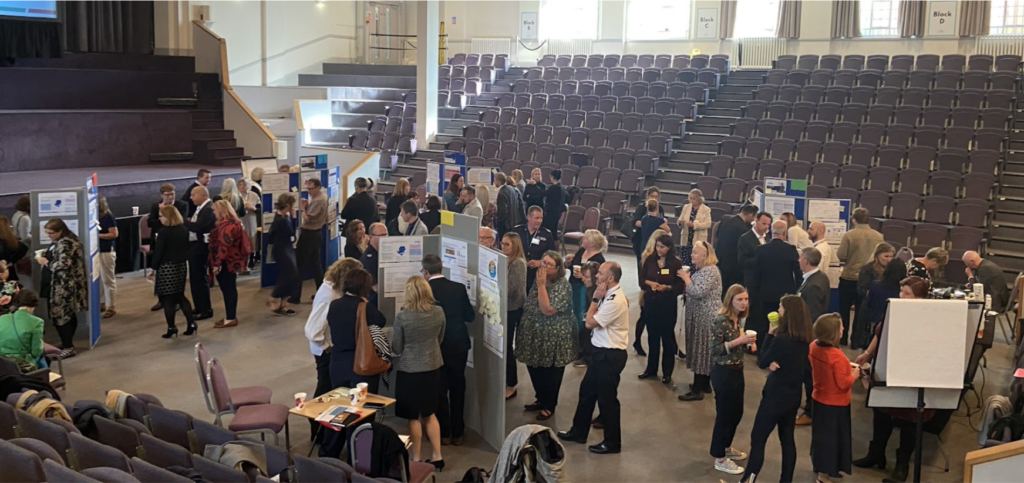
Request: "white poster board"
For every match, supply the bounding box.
[761,194,796,219]
[927,1,957,37]
[695,8,719,40]
[379,236,424,265]
[520,12,539,41]
[877,299,970,390]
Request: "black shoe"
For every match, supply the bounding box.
[151,302,163,312]
[588,442,620,454]
[524,403,542,412]
[852,454,887,470]
[637,372,656,380]
[557,431,587,444]
[183,324,198,336]
[429,460,444,472]
[633,343,647,357]
[882,464,909,483]
[661,376,672,385]
[194,311,213,321]
[162,328,178,339]
[678,391,704,401]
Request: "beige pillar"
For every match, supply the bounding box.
[415,0,439,148]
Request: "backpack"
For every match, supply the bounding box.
[987,413,1024,443]
[979,395,1014,446]
[460,467,490,483]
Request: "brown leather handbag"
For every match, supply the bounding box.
[353,301,391,376]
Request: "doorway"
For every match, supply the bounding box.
[365,2,405,65]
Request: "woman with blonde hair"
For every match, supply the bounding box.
[677,240,724,401]
[907,246,948,281]
[511,169,526,193]
[215,178,245,217]
[386,178,411,224]
[706,284,755,475]
[677,189,712,266]
[478,184,497,229]
[780,212,812,250]
[237,177,261,267]
[148,204,196,337]
[566,229,607,366]
[208,200,249,329]
[523,168,546,210]
[393,276,447,469]
[95,196,119,318]
[503,232,527,399]
[634,228,668,356]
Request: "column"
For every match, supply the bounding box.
[415,0,440,148]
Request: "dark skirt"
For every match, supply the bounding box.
[395,369,440,420]
[155,262,188,296]
[811,401,852,477]
[271,246,300,299]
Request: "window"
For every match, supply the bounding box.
[859,0,901,37]
[991,0,1024,35]
[733,0,780,38]
[626,0,691,40]
[539,0,599,40]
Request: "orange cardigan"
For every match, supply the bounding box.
[808,340,856,406]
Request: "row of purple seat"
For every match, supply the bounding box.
[536,52,729,71]
[451,128,672,157]
[764,68,1017,91]
[755,84,1016,109]
[447,52,509,69]
[468,160,646,195]
[349,131,414,153]
[439,64,496,82]
[521,66,721,87]
[512,78,712,100]
[740,101,1011,130]
[495,94,699,118]
[774,53,1021,73]
[478,108,686,135]
[730,119,1005,154]
[438,77,482,95]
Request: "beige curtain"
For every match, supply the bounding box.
[830,0,860,38]
[720,0,737,39]
[960,0,991,36]
[776,0,802,39]
[898,0,925,37]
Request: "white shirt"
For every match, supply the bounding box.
[188,198,211,242]
[788,226,813,250]
[756,230,767,245]
[814,238,833,270]
[591,285,630,350]
[305,282,341,356]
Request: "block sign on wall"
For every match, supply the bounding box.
[927,1,956,37]
[696,8,719,39]
[521,12,538,41]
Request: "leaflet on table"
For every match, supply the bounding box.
[380,236,423,264]
[38,192,78,217]
[479,278,503,358]
[441,237,469,269]
[383,262,424,297]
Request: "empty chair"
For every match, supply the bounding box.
[894,105,922,125]
[627,131,649,151]
[935,148,969,173]
[962,173,996,200]
[743,100,769,119]
[191,456,249,482]
[662,115,684,136]
[787,70,810,86]
[696,177,721,199]
[778,85,802,103]
[0,439,48,481]
[776,55,797,70]
[849,144,876,168]
[974,129,1005,152]
[801,85,825,104]
[981,108,1011,129]
[780,119,806,141]
[94,417,144,458]
[985,89,1014,110]
[842,55,864,71]
[642,113,663,132]
[770,138,796,159]
[831,187,860,202]
[834,69,858,87]
[841,103,867,123]
[810,69,834,86]
[768,101,792,120]
[810,163,838,187]
[905,146,935,171]
[139,432,193,470]
[207,359,291,448]
[816,102,841,123]
[934,70,961,89]
[899,168,930,195]
[825,86,850,104]
[822,141,850,164]
[950,226,985,251]
[955,199,988,227]
[588,128,609,147]
[857,70,882,88]
[597,168,622,190]
[886,124,914,146]
[757,118,782,139]
[922,196,957,224]
[907,70,935,90]
[913,125,943,148]
[914,54,939,71]
[889,55,914,72]
[785,161,813,181]
[941,126,972,151]
[838,165,868,189]
[733,158,758,180]
[795,140,822,162]
[881,219,915,247]
[995,54,1022,71]
[962,71,989,90]
[756,84,780,102]
[805,120,831,142]
[876,145,905,169]
[851,86,876,105]
[648,132,671,156]
[758,159,785,179]
[16,410,73,463]
[950,107,979,127]
[873,86,901,106]
[745,138,770,159]
[869,166,899,192]
[858,190,890,217]
[633,152,657,173]
[889,193,921,221]
[70,432,132,472]
[928,170,961,198]
[942,54,966,72]
[719,179,747,203]
[132,457,194,483]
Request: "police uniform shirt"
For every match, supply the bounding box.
[512,223,554,263]
[591,285,629,350]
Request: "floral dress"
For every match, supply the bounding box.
[680,206,699,266]
[45,237,88,327]
[516,277,578,368]
[685,265,723,376]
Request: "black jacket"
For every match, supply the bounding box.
[757,334,809,404]
[341,191,379,232]
[152,225,190,268]
[524,181,546,210]
[737,229,764,289]
[147,200,189,233]
[715,215,748,277]
[385,194,408,225]
[182,182,201,217]
[428,277,476,353]
[798,270,832,323]
[753,239,802,303]
[183,201,216,254]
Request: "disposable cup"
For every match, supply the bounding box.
[294,392,307,409]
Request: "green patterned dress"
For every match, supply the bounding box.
[516,276,578,368]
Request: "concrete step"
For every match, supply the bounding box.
[331,99,399,115]
[670,150,715,163]
[991,223,1024,241]
[718,84,758,95]
[686,122,731,135]
[985,249,1024,272]
[322,63,415,76]
[210,147,245,160]
[676,141,719,153]
[327,86,411,101]
[683,132,727,144]
[299,73,417,89]
[716,92,755,101]
[704,107,742,117]
[707,99,748,110]
[193,119,223,130]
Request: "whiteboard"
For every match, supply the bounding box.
[972,452,1024,483]
[880,299,970,390]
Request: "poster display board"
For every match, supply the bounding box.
[426,161,469,197]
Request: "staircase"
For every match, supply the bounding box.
[982,71,1024,280]
[157,74,245,167]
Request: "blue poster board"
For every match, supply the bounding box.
[84,174,101,347]
[426,162,469,197]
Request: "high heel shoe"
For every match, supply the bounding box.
[429,459,445,472]
[162,328,178,339]
[183,324,198,336]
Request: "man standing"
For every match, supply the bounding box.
[738,212,772,290]
[340,177,378,233]
[460,186,484,219]
[360,222,387,306]
[752,221,802,349]
[183,186,216,320]
[294,178,328,303]
[631,187,664,266]
[964,251,1010,313]
[148,183,189,311]
[513,206,555,293]
[387,201,428,236]
[808,221,833,273]
[183,169,212,217]
[544,170,567,240]
[422,255,475,446]
[558,262,629,455]
[496,173,526,241]
[716,205,757,296]
[798,248,831,323]
[837,208,883,345]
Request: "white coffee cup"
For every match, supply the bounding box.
[745,329,757,346]
[356,382,369,398]
[681,265,691,273]
[34,249,45,259]
[132,206,139,216]
[294,392,307,409]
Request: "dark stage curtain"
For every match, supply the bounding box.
[0,18,61,60]
[62,1,154,54]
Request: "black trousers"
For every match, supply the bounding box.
[294,228,324,301]
[710,365,745,458]
[54,314,78,349]
[804,365,814,416]
[742,393,800,483]
[837,278,858,344]
[634,310,646,351]
[644,300,678,378]
[215,268,238,321]
[188,243,212,314]
[438,347,468,439]
[160,293,194,330]
[527,366,565,413]
[570,348,627,448]
[311,352,332,437]
[871,409,917,464]
[506,308,523,387]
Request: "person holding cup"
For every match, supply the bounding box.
[566,229,607,367]
[637,234,684,384]
[809,314,858,483]
[705,284,754,475]
[677,240,723,401]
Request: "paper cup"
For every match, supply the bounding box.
[745,330,757,346]
[294,392,307,409]
[357,382,369,398]
[34,249,45,258]
[132,206,140,216]
[681,266,691,273]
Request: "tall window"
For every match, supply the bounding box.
[626,0,692,40]
[859,0,901,37]
[734,0,780,38]
[991,0,1024,35]
[539,0,599,40]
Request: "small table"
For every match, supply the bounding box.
[288,387,396,456]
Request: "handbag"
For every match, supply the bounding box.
[353,301,391,376]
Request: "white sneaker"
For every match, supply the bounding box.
[725,448,748,461]
[715,458,744,475]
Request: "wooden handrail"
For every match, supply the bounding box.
[192,20,230,86]
[342,151,378,202]
[225,88,276,142]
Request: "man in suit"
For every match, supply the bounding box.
[513,206,556,293]
[148,183,189,312]
[423,255,475,446]
[737,211,773,290]
[798,247,831,323]
[496,173,526,242]
[182,169,212,217]
[183,186,216,320]
[716,205,758,297]
[460,186,484,219]
[752,221,801,349]
[340,177,378,233]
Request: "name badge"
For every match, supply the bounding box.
[290,236,296,243]
[660,269,670,275]
[531,237,540,245]
[203,233,210,244]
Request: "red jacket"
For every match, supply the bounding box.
[208,220,249,275]
[809,340,856,406]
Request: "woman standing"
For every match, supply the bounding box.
[503,233,527,400]
[214,178,246,218]
[511,169,526,193]
[810,314,858,483]
[517,251,577,421]
[523,168,546,210]
[635,228,668,356]
[444,174,463,212]
[392,276,446,470]
[707,284,755,475]
[268,194,300,316]
[780,213,812,250]
[344,220,367,260]
[36,219,87,358]
[386,178,411,224]
[478,184,497,229]
[12,196,32,245]
[306,259,366,405]
[0,290,45,370]
[852,242,895,349]
[208,200,249,329]
[96,196,119,318]
[0,215,28,283]
[638,234,684,384]
[148,205,197,338]
[677,241,724,400]
[906,247,949,281]
[237,178,261,268]
[566,230,607,367]
[676,189,712,266]
[740,295,814,483]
